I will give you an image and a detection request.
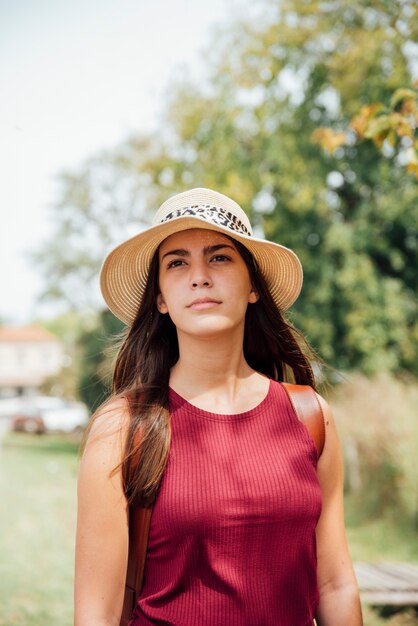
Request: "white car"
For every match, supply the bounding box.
[11,396,89,434]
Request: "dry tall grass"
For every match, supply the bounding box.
[329,373,418,521]
[328,374,418,624]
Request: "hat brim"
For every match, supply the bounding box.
[100,215,303,325]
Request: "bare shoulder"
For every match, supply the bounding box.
[314,391,337,439]
[313,391,332,423]
[88,396,131,439]
[313,391,343,484]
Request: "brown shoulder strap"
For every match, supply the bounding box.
[120,506,152,626]
[120,400,152,626]
[281,383,326,457]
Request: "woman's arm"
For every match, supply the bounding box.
[74,398,131,626]
[315,394,363,626]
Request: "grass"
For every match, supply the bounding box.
[1,372,418,626]
[362,607,418,626]
[0,432,80,626]
[346,514,418,563]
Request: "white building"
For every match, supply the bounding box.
[0,326,63,397]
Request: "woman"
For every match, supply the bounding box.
[75,188,363,625]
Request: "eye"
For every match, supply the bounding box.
[211,254,231,263]
[167,259,186,269]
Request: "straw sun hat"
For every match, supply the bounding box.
[100,188,303,325]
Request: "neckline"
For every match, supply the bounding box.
[168,378,273,422]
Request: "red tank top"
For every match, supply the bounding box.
[130,380,322,625]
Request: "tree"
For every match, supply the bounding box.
[33,138,165,310]
[313,87,418,176]
[77,310,124,412]
[34,0,418,375]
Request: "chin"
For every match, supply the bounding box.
[194,322,240,339]
[178,318,239,339]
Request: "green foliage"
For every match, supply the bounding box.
[32,138,165,310]
[35,311,95,399]
[32,309,123,409]
[314,87,418,174]
[362,606,418,626]
[78,310,124,412]
[34,0,418,377]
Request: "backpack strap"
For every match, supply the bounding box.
[120,506,152,626]
[281,383,326,457]
[120,399,152,626]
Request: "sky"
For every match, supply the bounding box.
[0,0,241,324]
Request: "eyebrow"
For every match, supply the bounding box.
[161,243,236,261]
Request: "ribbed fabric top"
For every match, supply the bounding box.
[130,380,322,626]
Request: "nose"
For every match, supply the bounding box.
[189,261,213,289]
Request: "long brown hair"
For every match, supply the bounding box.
[96,236,318,508]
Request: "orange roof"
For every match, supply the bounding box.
[0,326,59,343]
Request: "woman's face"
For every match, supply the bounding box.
[157,228,258,339]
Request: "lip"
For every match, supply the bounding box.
[187,297,222,310]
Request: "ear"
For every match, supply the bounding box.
[156,292,168,314]
[248,286,259,304]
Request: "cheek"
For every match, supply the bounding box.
[157,276,184,316]
[230,272,253,298]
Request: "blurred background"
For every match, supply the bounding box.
[0,0,417,624]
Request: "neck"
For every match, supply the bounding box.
[169,325,254,396]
